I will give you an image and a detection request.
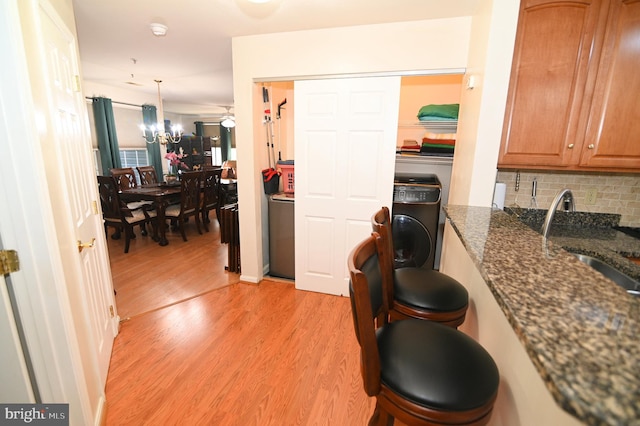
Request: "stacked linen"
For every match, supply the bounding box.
[417,103,459,122]
[420,132,456,156]
[416,103,458,156]
[399,139,421,153]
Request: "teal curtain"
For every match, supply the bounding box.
[220,124,231,162]
[195,121,204,136]
[92,97,121,173]
[142,105,163,176]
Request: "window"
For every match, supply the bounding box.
[93,148,149,177]
[120,149,149,168]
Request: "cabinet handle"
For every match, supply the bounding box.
[568,143,574,149]
[588,144,595,149]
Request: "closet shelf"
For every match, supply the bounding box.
[398,120,458,132]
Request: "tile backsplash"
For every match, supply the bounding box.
[496,170,640,227]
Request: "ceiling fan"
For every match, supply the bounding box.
[221,106,235,128]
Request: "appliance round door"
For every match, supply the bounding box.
[392,214,433,268]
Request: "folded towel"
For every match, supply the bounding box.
[420,148,455,157]
[417,104,459,120]
[422,138,456,146]
[400,145,421,153]
[420,137,455,155]
[422,143,455,149]
[424,132,457,140]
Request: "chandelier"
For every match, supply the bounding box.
[140,80,183,144]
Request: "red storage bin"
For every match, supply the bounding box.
[278,162,294,194]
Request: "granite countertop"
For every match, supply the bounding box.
[443,205,640,426]
[505,207,640,283]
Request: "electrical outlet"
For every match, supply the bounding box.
[585,188,597,205]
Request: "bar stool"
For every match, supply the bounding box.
[348,233,499,425]
[372,206,468,327]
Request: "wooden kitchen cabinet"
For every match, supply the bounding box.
[498,0,640,172]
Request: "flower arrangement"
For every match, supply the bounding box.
[164,148,189,177]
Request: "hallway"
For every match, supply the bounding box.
[104,280,374,425]
[106,218,239,319]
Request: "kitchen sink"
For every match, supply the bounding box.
[571,253,640,297]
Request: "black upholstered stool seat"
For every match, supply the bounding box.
[372,206,469,327]
[378,319,499,411]
[394,268,468,312]
[348,233,499,425]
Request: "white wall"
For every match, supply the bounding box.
[83,81,199,149]
[232,18,472,283]
[449,0,520,207]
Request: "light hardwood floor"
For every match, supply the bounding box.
[104,216,378,425]
[107,217,240,319]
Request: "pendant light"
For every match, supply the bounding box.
[221,106,236,128]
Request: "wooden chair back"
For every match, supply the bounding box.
[98,175,126,221]
[347,232,388,396]
[201,168,223,231]
[110,167,137,191]
[137,165,158,185]
[163,171,203,242]
[97,175,156,252]
[179,171,202,215]
[202,168,222,210]
[371,206,396,310]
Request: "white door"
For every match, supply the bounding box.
[38,3,117,385]
[294,77,400,296]
[0,273,35,402]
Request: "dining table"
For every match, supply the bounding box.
[119,182,182,246]
[120,178,238,246]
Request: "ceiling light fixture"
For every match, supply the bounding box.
[221,106,236,129]
[150,23,168,37]
[140,80,183,144]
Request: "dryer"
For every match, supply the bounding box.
[392,175,441,270]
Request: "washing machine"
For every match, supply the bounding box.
[392,175,441,270]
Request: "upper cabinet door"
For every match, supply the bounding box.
[499,0,603,168]
[579,0,640,169]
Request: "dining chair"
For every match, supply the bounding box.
[109,167,137,189]
[201,167,222,232]
[372,206,468,327]
[136,165,159,185]
[348,232,499,426]
[110,167,153,236]
[164,171,203,241]
[97,176,157,253]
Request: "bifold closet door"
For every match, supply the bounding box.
[294,76,400,296]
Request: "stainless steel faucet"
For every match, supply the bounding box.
[541,189,575,239]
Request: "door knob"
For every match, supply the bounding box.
[568,143,574,149]
[77,238,96,253]
[588,144,595,149]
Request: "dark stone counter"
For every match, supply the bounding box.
[505,207,640,282]
[444,205,640,426]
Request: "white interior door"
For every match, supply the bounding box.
[38,3,117,386]
[294,76,400,296]
[0,273,34,402]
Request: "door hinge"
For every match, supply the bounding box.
[0,250,20,274]
[92,200,99,215]
[73,75,81,92]
[109,305,115,318]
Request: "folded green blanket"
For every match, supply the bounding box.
[421,143,455,149]
[417,104,459,120]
